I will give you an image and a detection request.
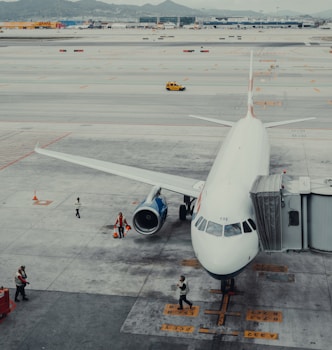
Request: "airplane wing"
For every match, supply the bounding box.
[34,144,204,198]
[264,117,316,128]
[189,114,235,127]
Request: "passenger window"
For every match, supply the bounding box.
[224,223,242,237]
[198,218,207,231]
[248,218,256,230]
[242,221,252,233]
[206,221,223,237]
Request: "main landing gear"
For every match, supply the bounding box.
[179,195,195,220]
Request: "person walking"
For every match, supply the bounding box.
[177,275,193,310]
[14,266,29,302]
[114,212,128,239]
[75,197,81,218]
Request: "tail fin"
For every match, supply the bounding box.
[247,50,255,118]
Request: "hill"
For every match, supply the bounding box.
[0,0,329,21]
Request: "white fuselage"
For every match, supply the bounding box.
[191,112,270,279]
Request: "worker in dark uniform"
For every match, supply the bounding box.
[75,197,81,218]
[177,275,193,310]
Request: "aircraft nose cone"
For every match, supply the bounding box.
[192,229,259,278]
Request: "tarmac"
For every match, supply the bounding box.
[0,28,331,350]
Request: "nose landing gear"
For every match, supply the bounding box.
[220,278,235,294]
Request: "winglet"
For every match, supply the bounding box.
[247,50,255,118]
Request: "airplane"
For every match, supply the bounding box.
[35,52,314,290]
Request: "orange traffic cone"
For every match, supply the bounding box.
[32,191,38,201]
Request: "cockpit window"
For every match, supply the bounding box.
[195,216,203,228]
[242,221,252,233]
[248,218,256,230]
[197,218,207,231]
[206,221,223,237]
[224,223,242,237]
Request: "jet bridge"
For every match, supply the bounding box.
[250,174,332,252]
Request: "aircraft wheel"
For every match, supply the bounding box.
[179,204,187,220]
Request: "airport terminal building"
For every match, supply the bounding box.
[0,16,317,30]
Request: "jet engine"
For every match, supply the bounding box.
[133,186,168,235]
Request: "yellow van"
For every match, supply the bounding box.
[166,81,186,91]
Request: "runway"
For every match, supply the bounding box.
[0,29,331,350]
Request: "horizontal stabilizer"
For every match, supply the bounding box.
[264,117,316,128]
[189,114,235,127]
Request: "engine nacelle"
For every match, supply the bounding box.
[133,186,168,235]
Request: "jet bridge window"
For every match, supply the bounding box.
[206,221,223,237]
[289,211,299,226]
[224,223,242,237]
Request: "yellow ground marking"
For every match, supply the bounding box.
[161,324,194,333]
[253,263,288,273]
[199,328,217,334]
[259,59,277,62]
[181,259,201,269]
[258,271,295,282]
[209,289,222,294]
[314,88,320,92]
[204,294,241,326]
[164,304,199,317]
[246,310,282,322]
[244,330,279,340]
[33,200,53,206]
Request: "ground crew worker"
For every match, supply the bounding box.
[14,266,29,302]
[114,212,128,239]
[75,197,81,218]
[177,275,192,310]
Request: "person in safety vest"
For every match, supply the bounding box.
[114,212,128,239]
[14,265,29,302]
[176,275,193,310]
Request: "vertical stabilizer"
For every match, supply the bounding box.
[247,50,255,118]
